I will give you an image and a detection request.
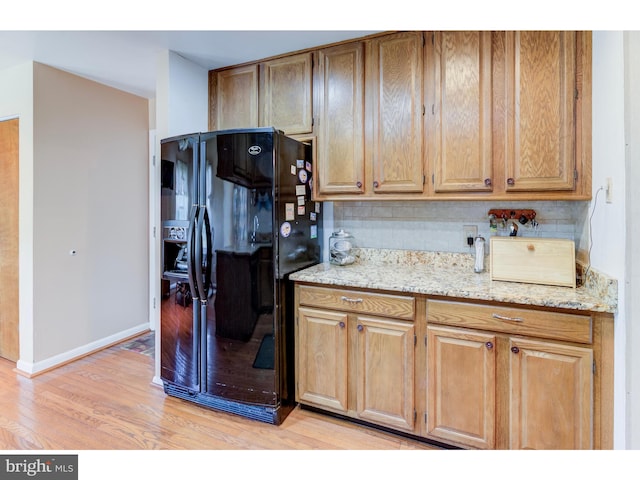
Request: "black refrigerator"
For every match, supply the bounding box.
[159,127,321,424]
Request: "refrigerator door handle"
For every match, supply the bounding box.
[196,140,209,391]
[194,140,208,303]
[194,205,206,302]
[186,204,199,301]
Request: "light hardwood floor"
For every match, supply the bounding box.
[0,338,439,450]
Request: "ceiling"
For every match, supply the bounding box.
[0,30,380,99]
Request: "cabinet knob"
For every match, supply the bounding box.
[507,177,515,186]
[373,181,379,188]
[511,346,520,354]
[485,342,494,350]
[339,321,345,329]
[484,178,492,186]
[356,181,363,189]
[357,324,364,332]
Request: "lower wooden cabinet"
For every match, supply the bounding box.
[294,284,613,449]
[426,324,593,449]
[426,325,496,449]
[426,299,601,450]
[297,306,349,413]
[295,285,416,433]
[355,315,415,431]
[508,336,593,449]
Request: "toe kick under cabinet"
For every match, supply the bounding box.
[293,283,614,449]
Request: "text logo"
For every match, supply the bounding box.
[1,455,78,479]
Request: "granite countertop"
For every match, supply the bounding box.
[289,248,618,314]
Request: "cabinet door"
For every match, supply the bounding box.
[315,42,366,196]
[509,337,593,449]
[260,52,313,135]
[368,32,425,194]
[209,65,259,130]
[430,31,493,193]
[426,325,496,449]
[296,307,349,413]
[355,315,415,432]
[504,31,576,191]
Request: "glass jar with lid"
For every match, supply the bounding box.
[329,229,356,266]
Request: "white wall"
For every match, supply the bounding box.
[156,51,208,140]
[0,62,35,365]
[591,31,628,449]
[624,31,640,449]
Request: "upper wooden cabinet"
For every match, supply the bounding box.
[209,64,259,130]
[428,31,493,193]
[314,42,366,196]
[504,31,577,192]
[208,31,592,200]
[260,52,313,135]
[490,31,591,199]
[367,32,425,194]
[313,32,424,199]
[209,52,313,135]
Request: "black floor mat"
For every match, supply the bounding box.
[252,334,274,369]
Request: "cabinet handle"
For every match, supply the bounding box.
[373,181,379,188]
[356,181,363,189]
[484,178,492,186]
[357,324,364,332]
[507,177,515,186]
[511,346,520,354]
[339,321,345,329]
[485,342,494,350]
[492,313,524,322]
[341,296,363,304]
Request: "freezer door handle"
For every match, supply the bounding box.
[186,204,199,301]
[194,205,206,302]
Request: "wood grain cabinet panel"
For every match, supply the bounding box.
[0,118,19,361]
[355,315,415,432]
[509,337,593,449]
[296,307,349,413]
[503,31,577,192]
[209,64,259,130]
[429,31,493,193]
[426,325,496,449]
[260,52,313,135]
[314,42,366,195]
[368,31,425,194]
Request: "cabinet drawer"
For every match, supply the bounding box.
[427,299,592,344]
[299,285,415,320]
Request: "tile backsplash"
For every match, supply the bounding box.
[332,200,590,254]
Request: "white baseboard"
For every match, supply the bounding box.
[16,323,150,376]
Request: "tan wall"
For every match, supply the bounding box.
[31,63,149,364]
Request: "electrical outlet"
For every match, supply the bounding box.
[463,225,478,248]
[606,177,613,203]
